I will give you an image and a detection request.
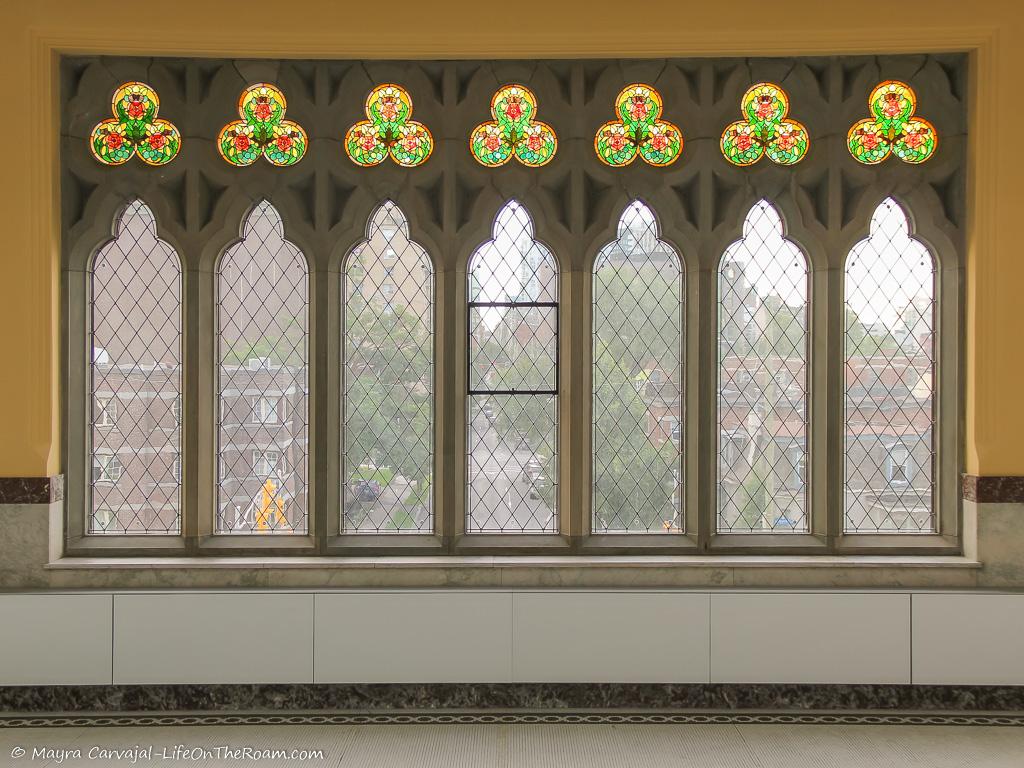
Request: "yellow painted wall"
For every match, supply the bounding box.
[0,1,1018,477]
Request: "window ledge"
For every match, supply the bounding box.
[45,554,981,570]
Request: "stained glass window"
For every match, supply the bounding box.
[468,201,558,532]
[721,83,808,167]
[848,81,937,165]
[343,202,434,533]
[89,200,181,534]
[593,202,683,533]
[845,199,935,532]
[470,85,557,168]
[595,84,683,167]
[717,201,809,533]
[218,84,308,167]
[345,84,433,167]
[216,201,308,534]
[90,82,181,166]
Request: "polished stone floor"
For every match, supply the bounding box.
[1,722,1022,767]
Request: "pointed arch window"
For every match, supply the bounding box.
[89,200,182,534]
[216,201,309,534]
[844,198,936,532]
[593,201,683,533]
[717,200,809,533]
[343,202,434,533]
[467,201,558,533]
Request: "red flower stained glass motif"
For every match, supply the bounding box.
[218,84,307,167]
[882,92,902,119]
[345,84,434,168]
[254,101,273,122]
[484,132,502,152]
[721,83,808,167]
[848,81,937,165]
[470,85,556,167]
[629,95,650,122]
[594,84,683,167]
[505,98,524,122]
[90,82,181,166]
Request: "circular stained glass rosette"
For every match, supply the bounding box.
[90,120,134,165]
[637,121,682,166]
[240,83,286,130]
[112,82,160,129]
[742,83,788,130]
[389,122,433,167]
[366,84,413,130]
[721,120,764,166]
[513,122,557,167]
[765,119,808,165]
[847,118,892,165]
[218,121,261,166]
[470,122,513,167]
[264,121,307,166]
[616,84,662,128]
[491,85,536,131]
[135,120,182,166]
[892,118,937,164]
[345,121,388,166]
[869,80,916,134]
[595,121,639,167]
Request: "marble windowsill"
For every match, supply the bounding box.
[45,555,982,570]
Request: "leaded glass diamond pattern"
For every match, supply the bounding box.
[593,201,683,533]
[845,198,935,532]
[217,201,308,534]
[468,201,559,533]
[717,200,808,533]
[343,202,434,533]
[469,306,556,392]
[468,395,557,532]
[90,200,181,534]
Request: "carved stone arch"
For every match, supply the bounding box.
[207,196,312,274]
[338,199,439,276]
[885,187,960,270]
[712,193,814,274]
[834,185,952,267]
[68,192,179,273]
[588,197,687,279]
[458,193,565,275]
[197,186,271,272]
[467,198,560,276]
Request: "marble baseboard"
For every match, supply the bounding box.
[0,475,63,504]
[2,684,1023,714]
[962,475,1024,503]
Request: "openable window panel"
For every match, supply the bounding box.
[62,54,964,556]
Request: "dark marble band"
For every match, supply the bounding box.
[4,711,1024,728]
[3,684,1024,715]
[962,475,1024,503]
[0,475,63,505]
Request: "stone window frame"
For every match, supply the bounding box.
[60,54,965,557]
